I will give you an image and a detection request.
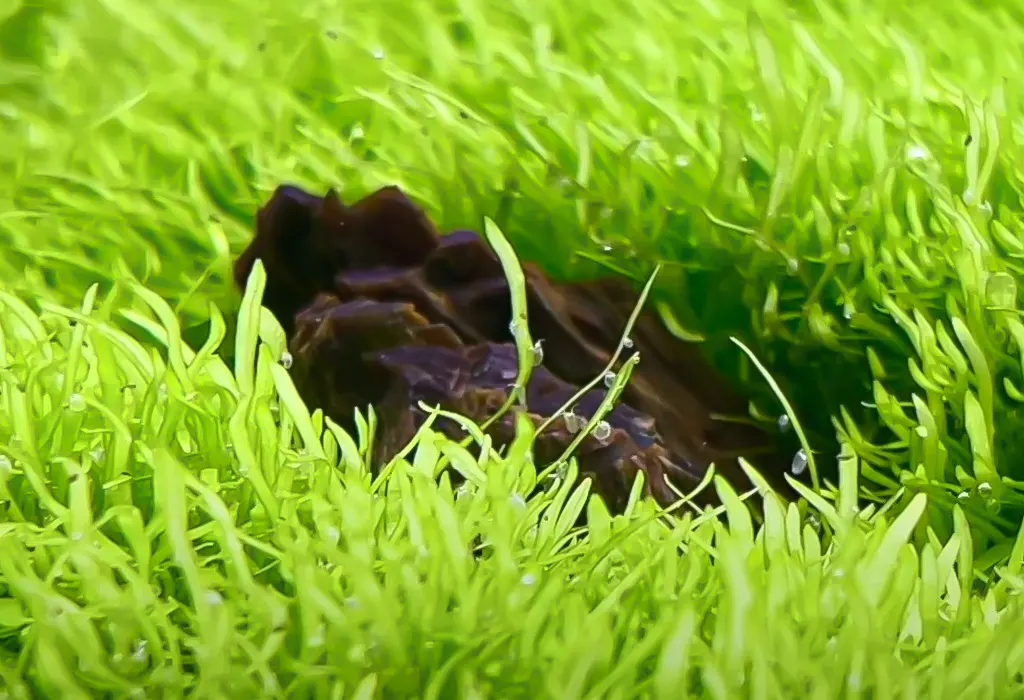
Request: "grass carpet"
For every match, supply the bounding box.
[3,0,1024,696]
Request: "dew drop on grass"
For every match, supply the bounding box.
[622,337,634,349]
[837,242,851,257]
[777,414,791,432]
[0,456,11,473]
[906,143,930,161]
[957,491,970,501]
[592,420,612,441]
[787,257,800,274]
[563,412,582,434]
[977,481,993,496]
[132,640,149,663]
[350,124,365,140]
[521,573,537,586]
[986,272,1017,309]
[791,448,808,475]
[68,393,86,412]
[532,339,544,366]
[674,154,691,167]
[508,320,519,336]
[205,590,223,606]
[372,47,385,60]
[603,371,616,388]
[280,351,294,370]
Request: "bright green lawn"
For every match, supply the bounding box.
[4,0,1024,697]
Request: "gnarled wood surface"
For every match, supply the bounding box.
[234,184,794,513]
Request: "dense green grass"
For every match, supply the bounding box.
[5,0,1024,696]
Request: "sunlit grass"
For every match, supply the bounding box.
[4,0,1024,695]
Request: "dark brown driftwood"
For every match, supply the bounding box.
[234,184,793,512]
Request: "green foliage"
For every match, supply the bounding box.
[4,0,1024,694]
[0,273,1022,697]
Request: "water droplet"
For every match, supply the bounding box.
[205,590,223,606]
[787,258,800,274]
[592,420,612,441]
[508,320,519,336]
[68,393,86,412]
[674,154,691,167]
[843,303,855,320]
[456,483,471,499]
[132,640,149,663]
[603,371,616,388]
[807,514,821,531]
[70,531,83,541]
[977,481,993,496]
[957,491,970,501]
[563,412,582,434]
[350,124,365,140]
[987,272,1017,308]
[837,242,852,257]
[750,105,765,123]
[791,448,808,475]
[532,339,544,366]
[622,337,634,350]
[906,143,930,161]
[280,351,294,370]
[372,47,385,60]
[601,243,613,253]
[0,456,12,474]
[521,573,537,586]
[777,414,791,432]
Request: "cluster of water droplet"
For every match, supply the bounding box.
[956,481,1001,513]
